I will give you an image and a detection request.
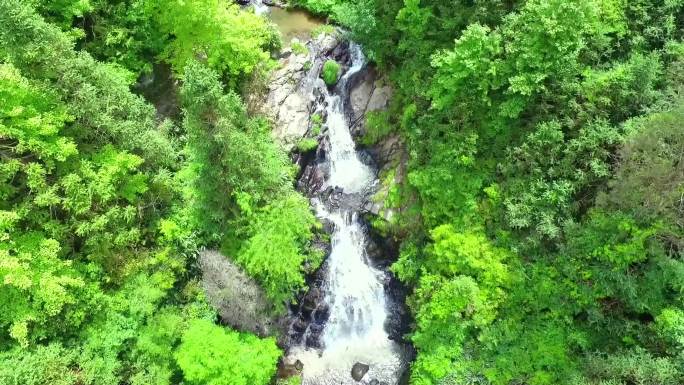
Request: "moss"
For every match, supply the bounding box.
[276,376,302,385]
[361,110,393,145]
[311,113,323,135]
[291,41,308,56]
[296,138,319,152]
[322,59,340,86]
[311,24,336,38]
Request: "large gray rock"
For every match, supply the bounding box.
[263,33,342,151]
[351,362,370,382]
[349,67,392,137]
[263,46,313,150]
[198,250,278,337]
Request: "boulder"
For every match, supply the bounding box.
[348,67,393,137]
[349,69,375,122]
[263,45,314,151]
[312,303,330,324]
[292,316,307,333]
[367,83,392,112]
[263,33,343,152]
[198,250,277,337]
[351,362,370,382]
[301,287,323,316]
[277,358,304,378]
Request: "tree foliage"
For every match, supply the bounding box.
[333,0,684,383]
[175,319,280,385]
[0,1,299,384]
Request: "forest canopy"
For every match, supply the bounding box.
[1,0,684,384]
[296,0,684,383]
[0,0,317,384]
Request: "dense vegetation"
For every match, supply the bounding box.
[3,0,684,384]
[0,0,317,384]
[293,0,684,383]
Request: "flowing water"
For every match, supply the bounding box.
[246,2,408,381]
[287,44,408,385]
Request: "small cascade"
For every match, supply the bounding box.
[287,43,408,385]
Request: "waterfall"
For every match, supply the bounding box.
[251,0,269,15]
[288,43,407,385]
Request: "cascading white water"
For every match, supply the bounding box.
[324,47,375,194]
[251,0,269,15]
[289,43,407,385]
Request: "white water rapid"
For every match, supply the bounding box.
[288,44,407,385]
[251,0,269,15]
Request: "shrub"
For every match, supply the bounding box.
[297,138,319,152]
[291,40,308,56]
[322,59,340,86]
[311,24,336,38]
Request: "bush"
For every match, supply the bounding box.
[291,40,308,56]
[175,320,281,385]
[322,59,340,86]
[311,24,336,38]
[236,193,322,307]
[297,138,319,152]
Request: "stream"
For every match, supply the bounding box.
[252,2,409,383]
[287,44,408,385]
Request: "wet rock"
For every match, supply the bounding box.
[292,317,307,333]
[319,33,341,53]
[369,380,380,385]
[306,334,323,349]
[322,186,344,209]
[349,69,374,124]
[313,303,330,324]
[297,164,326,196]
[383,276,412,342]
[277,358,304,378]
[305,323,324,348]
[367,83,392,112]
[302,287,323,317]
[198,250,278,337]
[320,217,335,233]
[332,40,351,68]
[374,134,403,170]
[362,200,384,216]
[351,363,370,382]
[309,322,324,334]
[365,238,384,262]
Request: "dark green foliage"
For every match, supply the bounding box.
[180,61,319,307]
[0,344,78,385]
[5,0,684,383]
[328,0,684,383]
[0,1,296,384]
[180,61,292,240]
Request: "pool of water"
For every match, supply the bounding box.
[268,6,325,44]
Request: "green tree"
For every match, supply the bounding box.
[175,319,280,385]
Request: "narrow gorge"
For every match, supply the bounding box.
[256,3,411,384]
